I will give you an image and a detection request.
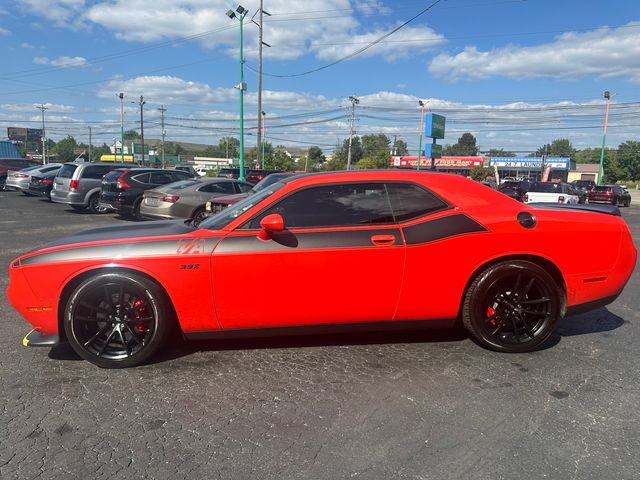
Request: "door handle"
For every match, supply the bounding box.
[370,234,396,246]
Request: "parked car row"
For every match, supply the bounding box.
[3,159,286,223]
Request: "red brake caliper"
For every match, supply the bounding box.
[131,299,148,334]
[486,306,498,326]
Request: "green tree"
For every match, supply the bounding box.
[333,136,363,166]
[124,130,140,140]
[91,143,112,160]
[270,151,296,171]
[487,149,516,157]
[218,137,239,158]
[325,155,346,171]
[443,133,478,156]
[617,141,640,180]
[535,139,576,158]
[52,136,78,162]
[357,149,391,170]
[393,139,409,156]
[361,134,390,157]
[469,166,494,181]
[304,146,325,171]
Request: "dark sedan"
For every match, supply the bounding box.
[498,180,531,202]
[27,169,59,200]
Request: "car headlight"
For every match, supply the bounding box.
[205,201,212,212]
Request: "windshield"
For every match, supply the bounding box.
[199,181,286,230]
[252,173,292,193]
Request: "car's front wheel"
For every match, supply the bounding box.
[64,272,172,368]
[462,260,562,353]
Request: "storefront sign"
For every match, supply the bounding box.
[489,157,570,170]
[425,113,446,139]
[391,156,483,168]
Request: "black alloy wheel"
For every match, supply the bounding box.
[65,272,171,368]
[88,193,107,214]
[462,260,562,353]
[191,207,207,226]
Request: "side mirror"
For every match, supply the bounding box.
[258,213,284,241]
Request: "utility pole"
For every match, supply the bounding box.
[118,93,124,163]
[417,100,427,171]
[598,90,614,186]
[253,2,270,167]
[138,95,146,165]
[261,110,266,168]
[346,96,359,170]
[89,126,92,162]
[36,104,48,164]
[158,105,167,169]
[226,6,248,181]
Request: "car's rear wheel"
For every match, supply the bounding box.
[191,207,207,226]
[462,260,561,353]
[64,272,171,368]
[88,193,107,214]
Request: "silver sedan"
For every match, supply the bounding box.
[140,177,253,222]
[5,164,61,192]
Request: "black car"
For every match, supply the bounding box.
[99,168,193,220]
[498,180,531,202]
[571,179,596,193]
[245,169,285,184]
[218,167,250,179]
[27,168,60,200]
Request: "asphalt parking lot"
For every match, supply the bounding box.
[0,191,639,480]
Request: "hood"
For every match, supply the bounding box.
[41,220,196,249]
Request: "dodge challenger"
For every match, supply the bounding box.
[7,171,636,368]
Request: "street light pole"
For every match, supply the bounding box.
[598,90,614,186]
[226,5,248,181]
[118,93,124,163]
[158,105,166,169]
[417,100,426,171]
[36,104,48,164]
[139,95,146,165]
[261,110,266,168]
[89,126,92,162]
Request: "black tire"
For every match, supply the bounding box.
[64,272,172,368]
[132,198,143,221]
[191,207,207,226]
[87,193,108,214]
[71,204,87,211]
[462,260,562,353]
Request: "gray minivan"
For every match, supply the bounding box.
[51,161,135,213]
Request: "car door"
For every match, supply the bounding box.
[211,182,405,330]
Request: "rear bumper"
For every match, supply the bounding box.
[50,190,85,206]
[5,179,29,190]
[23,329,59,347]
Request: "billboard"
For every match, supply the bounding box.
[7,127,43,142]
[391,156,483,168]
[424,113,445,139]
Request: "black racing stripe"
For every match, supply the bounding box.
[42,220,197,249]
[20,238,220,266]
[215,228,402,253]
[402,213,487,245]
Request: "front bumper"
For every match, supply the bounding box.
[23,329,59,347]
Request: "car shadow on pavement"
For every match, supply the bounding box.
[46,308,626,365]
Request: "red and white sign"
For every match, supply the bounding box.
[391,156,483,168]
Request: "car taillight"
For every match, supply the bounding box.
[523,193,529,203]
[69,179,79,191]
[558,196,565,203]
[40,178,53,185]
[160,195,179,203]
[15,173,29,178]
[116,171,130,189]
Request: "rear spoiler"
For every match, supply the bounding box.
[527,203,621,216]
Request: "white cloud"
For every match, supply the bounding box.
[20,42,35,48]
[32,55,89,68]
[97,75,235,105]
[0,103,77,113]
[429,22,640,83]
[18,0,86,28]
[0,26,10,35]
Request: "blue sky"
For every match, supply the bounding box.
[1,0,639,155]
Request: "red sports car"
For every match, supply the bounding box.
[7,171,636,368]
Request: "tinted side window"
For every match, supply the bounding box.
[249,183,394,229]
[149,172,175,185]
[132,173,151,183]
[199,182,235,194]
[386,183,448,222]
[171,171,191,182]
[83,165,115,179]
[236,182,253,193]
[57,164,78,179]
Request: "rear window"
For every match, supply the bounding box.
[165,179,199,190]
[529,183,562,193]
[57,164,78,179]
[103,170,124,182]
[386,183,448,222]
[39,165,60,174]
[593,186,612,192]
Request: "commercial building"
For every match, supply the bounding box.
[489,157,575,182]
[567,163,600,184]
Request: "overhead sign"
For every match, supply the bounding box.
[7,127,43,141]
[392,156,483,168]
[425,113,446,139]
[423,143,443,159]
[489,157,570,170]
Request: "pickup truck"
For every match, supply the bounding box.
[523,182,580,204]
